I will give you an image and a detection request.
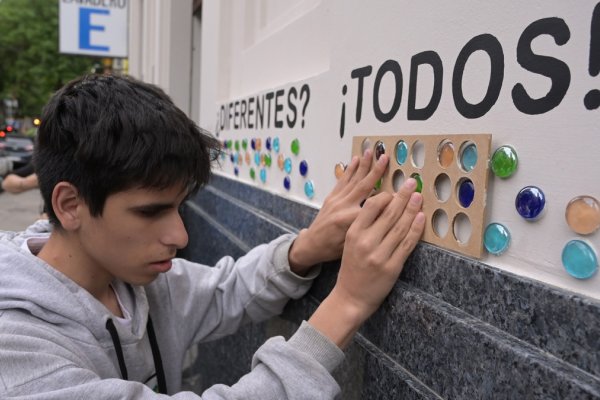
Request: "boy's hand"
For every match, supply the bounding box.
[308,178,425,348]
[289,149,389,275]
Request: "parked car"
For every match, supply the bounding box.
[0,135,33,168]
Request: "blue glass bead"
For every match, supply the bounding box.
[260,168,267,183]
[304,180,315,199]
[562,240,598,279]
[254,152,261,166]
[229,153,234,163]
[284,157,292,174]
[251,138,256,150]
[234,166,239,176]
[460,143,478,171]
[273,137,280,153]
[299,160,308,176]
[283,176,291,190]
[266,137,272,151]
[396,140,408,165]
[223,140,228,149]
[483,223,510,255]
[515,186,545,220]
[458,179,475,208]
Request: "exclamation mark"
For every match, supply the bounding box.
[339,84,347,138]
[584,2,600,110]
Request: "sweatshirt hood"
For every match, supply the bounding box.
[0,220,149,345]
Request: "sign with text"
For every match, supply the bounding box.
[59,0,128,58]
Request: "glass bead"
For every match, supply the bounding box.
[222,140,228,149]
[266,137,272,151]
[249,168,256,180]
[229,153,234,163]
[254,152,261,166]
[291,139,300,155]
[255,138,262,151]
[334,162,346,179]
[283,176,291,190]
[234,166,239,176]
[242,139,248,150]
[237,153,243,165]
[458,179,475,208]
[299,160,308,176]
[395,140,408,165]
[273,137,280,153]
[304,180,315,199]
[374,178,382,190]
[459,142,478,172]
[491,145,518,178]
[277,154,285,170]
[565,196,600,235]
[284,157,292,174]
[264,153,272,167]
[375,141,386,160]
[410,173,423,193]
[245,152,251,165]
[515,186,545,220]
[251,138,256,150]
[562,240,598,279]
[234,140,240,152]
[437,140,454,168]
[483,223,510,255]
[260,168,267,183]
[227,140,233,149]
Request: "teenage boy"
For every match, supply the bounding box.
[0,74,424,399]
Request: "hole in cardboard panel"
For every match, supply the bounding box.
[392,169,405,192]
[434,173,451,202]
[453,212,472,244]
[361,138,372,155]
[432,209,449,238]
[411,140,425,168]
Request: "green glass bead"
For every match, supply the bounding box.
[242,139,248,150]
[491,145,518,178]
[291,139,300,155]
[264,153,272,167]
[411,173,423,193]
[249,168,256,180]
[234,140,240,151]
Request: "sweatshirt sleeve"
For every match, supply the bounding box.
[147,233,321,348]
[0,319,343,399]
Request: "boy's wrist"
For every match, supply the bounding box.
[288,229,319,276]
[307,288,368,350]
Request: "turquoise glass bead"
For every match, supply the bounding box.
[304,180,315,199]
[284,158,292,174]
[259,168,267,183]
[395,140,408,165]
[460,143,478,172]
[273,137,280,153]
[562,240,598,279]
[483,223,511,255]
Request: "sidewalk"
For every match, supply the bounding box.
[0,189,44,232]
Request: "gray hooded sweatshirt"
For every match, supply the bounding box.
[0,220,344,399]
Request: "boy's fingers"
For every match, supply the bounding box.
[348,154,389,202]
[351,192,393,230]
[389,211,426,266]
[377,191,423,257]
[371,178,417,235]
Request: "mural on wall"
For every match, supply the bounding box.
[214,2,599,299]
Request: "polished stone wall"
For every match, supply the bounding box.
[179,174,600,399]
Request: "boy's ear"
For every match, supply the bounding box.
[52,182,83,230]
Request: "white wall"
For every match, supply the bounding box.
[133,0,600,299]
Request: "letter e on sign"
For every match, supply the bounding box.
[59,0,128,58]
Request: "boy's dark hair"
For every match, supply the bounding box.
[34,74,221,226]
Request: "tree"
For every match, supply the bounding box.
[0,0,101,118]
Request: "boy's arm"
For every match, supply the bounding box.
[309,178,425,348]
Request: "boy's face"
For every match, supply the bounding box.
[77,184,189,286]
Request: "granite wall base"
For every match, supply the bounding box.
[179,174,600,399]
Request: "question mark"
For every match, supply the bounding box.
[299,84,310,128]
